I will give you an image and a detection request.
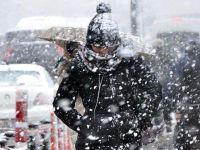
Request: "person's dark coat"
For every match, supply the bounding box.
[173,41,200,149]
[53,49,162,149]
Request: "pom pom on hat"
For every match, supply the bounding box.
[96,2,111,14]
[86,2,121,47]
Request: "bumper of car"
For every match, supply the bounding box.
[0,105,53,128]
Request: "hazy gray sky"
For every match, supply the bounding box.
[0,0,131,34]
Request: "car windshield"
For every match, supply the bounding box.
[0,70,42,86]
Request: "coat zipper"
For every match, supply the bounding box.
[93,74,104,120]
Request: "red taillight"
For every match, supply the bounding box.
[172,16,182,24]
[3,47,13,61]
[33,93,51,105]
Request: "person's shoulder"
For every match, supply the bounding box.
[121,52,150,65]
[66,52,81,73]
[68,50,89,75]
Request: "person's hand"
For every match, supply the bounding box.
[141,127,155,145]
[175,111,182,123]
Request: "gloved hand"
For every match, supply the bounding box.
[77,116,93,138]
[141,127,156,145]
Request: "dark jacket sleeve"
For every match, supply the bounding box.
[134,55,162,130]
[53,66,83,133]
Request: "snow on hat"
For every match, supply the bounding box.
[86,2,121,47]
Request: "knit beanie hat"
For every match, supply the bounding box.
[86,2,121,48]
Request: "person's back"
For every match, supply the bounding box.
[150,39,177,133]
[174,40,200,149]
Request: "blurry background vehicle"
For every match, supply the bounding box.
[2,16,91,80]
[0,16,91,148]
[0,64,55,148]
[0,64,54,128]
[3,28,63,79]
[2,16,68,79]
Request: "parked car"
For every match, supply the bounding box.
[0,64,55,130]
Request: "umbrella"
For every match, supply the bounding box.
[37,26,87,49]
[37,26,88,78]
[37,26,150,57]
[37,26,150,78]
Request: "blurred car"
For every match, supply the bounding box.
[2,16,91,80]
[2,29,63,79]
[2,16,70,79]
[0,64,55,131]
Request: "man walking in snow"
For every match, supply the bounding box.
[53,2,162,150]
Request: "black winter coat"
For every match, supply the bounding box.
[173,52,200,149]
[53,52,162,148]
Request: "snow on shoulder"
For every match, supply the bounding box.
[118,32,150,58]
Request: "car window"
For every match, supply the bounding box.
[0,70,42,86]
